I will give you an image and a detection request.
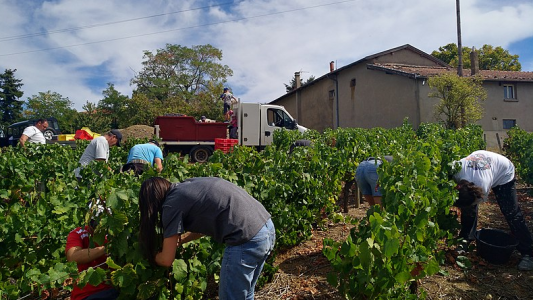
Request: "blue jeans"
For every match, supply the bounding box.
[219,219,276,300]
[355,160,382,196]
[460,179,533,255]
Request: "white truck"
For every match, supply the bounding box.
[154,102,307,162]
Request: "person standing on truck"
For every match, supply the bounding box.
[226,109,238,139]
[19,118,48,147]
[220,87,238,117]
[122,140,163,175]
[138,177,275,300]
[74,130,122,180]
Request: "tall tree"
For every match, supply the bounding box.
[432,43,521,71]
[24,90,78,133]
[428,72,487,129]
[131,44,232,107]
[284,74,316,93]
[73,101,111,134]
[98,83,129,129]
[0,69,24,131]
[120,94,164,127]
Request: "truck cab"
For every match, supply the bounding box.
[237,103,306,147]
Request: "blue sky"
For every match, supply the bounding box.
[1,0,532,111]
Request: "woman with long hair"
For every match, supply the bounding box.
[138,177,275,299]
[453,150,533,271]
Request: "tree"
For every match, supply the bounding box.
[73,101,111,134]
[24,90,78,133]
[284,74,316,93]
[0,69,24,131]
[428,72,487,129]
[432,43,521,71]
[131,44,231,107]
[98,83,129,129]
[120,93,163,127]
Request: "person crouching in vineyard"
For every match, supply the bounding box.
[453,150,533,271]
[74,130,122,181]
[139,177,276,300]
[65,208,118,300]
[355,156,393,206]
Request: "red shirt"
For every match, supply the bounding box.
[65,227,113,300]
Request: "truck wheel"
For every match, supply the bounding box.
[190,146,212,163]
[43,129,54,140]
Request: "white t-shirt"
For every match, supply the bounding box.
[22,126,46,144]
[75,136,109,178]
[454,150,515,200]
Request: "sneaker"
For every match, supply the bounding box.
[518,255,533,271]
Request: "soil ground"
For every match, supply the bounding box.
[254,184,533,300]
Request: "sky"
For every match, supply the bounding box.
[1,0,532,111]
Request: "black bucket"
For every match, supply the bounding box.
[475,228,518,264]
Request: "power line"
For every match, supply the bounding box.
[0,1,242,42]
[0,0,357,57]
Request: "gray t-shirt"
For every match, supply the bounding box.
[74,136,109,178]
[162,177,271,245]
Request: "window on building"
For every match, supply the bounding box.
[329,90,335,100]
[503,84,516,100]
[503,119,516,129]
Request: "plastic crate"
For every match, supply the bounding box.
[215,138,238,153]
[58,134,76,141]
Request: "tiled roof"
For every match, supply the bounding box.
[367,63,533,82]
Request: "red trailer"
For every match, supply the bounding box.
[154,116,230,162]
[155,116,227,141]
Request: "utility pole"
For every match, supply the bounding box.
[456,0,466,127]
[456,0,463,77]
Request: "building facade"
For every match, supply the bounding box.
[271,44,533,137]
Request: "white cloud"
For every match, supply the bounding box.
[1,0,532,111]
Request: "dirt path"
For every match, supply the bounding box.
[256,186,533,300]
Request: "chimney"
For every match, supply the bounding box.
[330,61,335,72]
[295,72,301,89]
[470,47,479,75]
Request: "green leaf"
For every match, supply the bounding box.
[106,257,121,269]
[172,259,188,281]
[359,241,372,270]
[456,256,472,269]
[394,271,411,284]
[340,241,356,257]
[383,238,399,257]
[424,258,441,276]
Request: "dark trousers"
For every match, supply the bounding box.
[223,103,231,115]
[460,179,533,255]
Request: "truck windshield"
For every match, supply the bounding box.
[267,108,294,129]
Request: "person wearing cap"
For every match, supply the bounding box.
[122,140,163,175]
[65,204,118,300]
[74,130,122,180]
[220,87,238,116]
[355,156,393,206]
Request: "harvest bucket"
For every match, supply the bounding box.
[475,228,518,264]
